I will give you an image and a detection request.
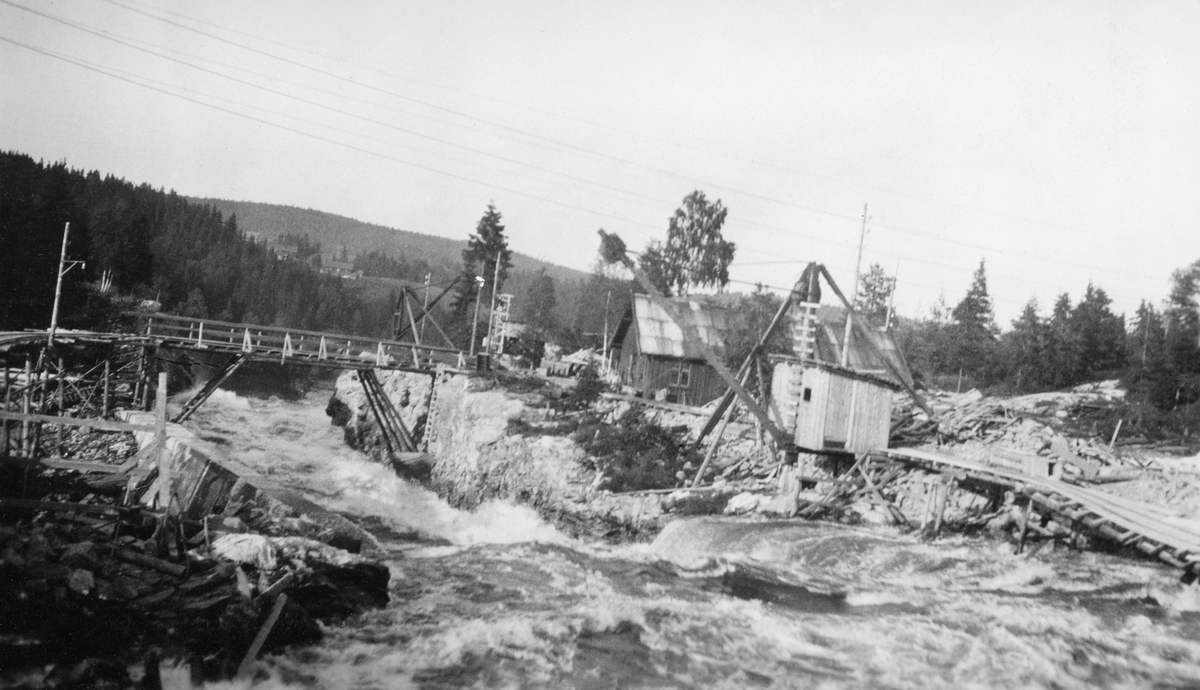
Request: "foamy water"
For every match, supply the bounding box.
[181,386,1200,689]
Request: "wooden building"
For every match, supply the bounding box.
[771,304,912,454]
[608,294,737,406]
[771,358,899,453]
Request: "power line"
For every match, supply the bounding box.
[14,0,1169,287]
[1,8,1167,310]
[0,33,664,235]
[2,0,676,213]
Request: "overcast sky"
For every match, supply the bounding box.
[2,0,1197,325]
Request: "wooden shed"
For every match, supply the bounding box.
[608,294,737,406]
[770,359,900,453]
[769,303,911,454]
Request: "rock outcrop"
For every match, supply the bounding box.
[329,370,676,539]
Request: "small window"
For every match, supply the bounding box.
[803,387,812,402]
[670,362,692,388]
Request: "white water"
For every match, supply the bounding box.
[177,386,1200,689]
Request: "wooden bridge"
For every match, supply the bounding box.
[1,312,461,457]
[872,447,1200,582]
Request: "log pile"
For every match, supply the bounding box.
[0,468,389,686]
[889,381,1135,478]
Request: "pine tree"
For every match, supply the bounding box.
[1005,298,1049,391]
[452,204,514,343]
[1046,293,1079,388]
[1071,283,1125,379]
[947,259,999,381]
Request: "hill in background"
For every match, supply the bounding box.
[191,198,591,288]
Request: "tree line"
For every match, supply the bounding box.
[0,151,391,336]
[881,258,1200,412]
[6,149,1196,419]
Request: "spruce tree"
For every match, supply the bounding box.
[452,204,514,342]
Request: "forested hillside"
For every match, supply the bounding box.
[0,152,391,336]
[190,199,589,288]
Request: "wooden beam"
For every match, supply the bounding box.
[817,264,937,419]
[694,281,797,445]
[598,230,799,447]
[0,411,157,434]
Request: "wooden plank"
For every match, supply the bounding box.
[600,392,709,416]
[0,411,156,434]
[237,593,288,677]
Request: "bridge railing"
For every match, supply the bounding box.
[131,313,461,367]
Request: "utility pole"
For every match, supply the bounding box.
[421,272,431,344]
[469,275,485,357]
[485,250,502,357]
[841,204,867,366]
[48,222,85,347]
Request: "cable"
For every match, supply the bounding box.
[2,0,676,212]
[0,34,665,234]
[8,0,1168,288]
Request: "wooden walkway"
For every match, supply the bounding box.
[880,447,1200,581]
[134,313,457,370]
[1,313,461,372]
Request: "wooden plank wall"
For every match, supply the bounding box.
[794,365,830,450]
[847,379,893,452]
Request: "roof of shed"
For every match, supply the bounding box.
[611,293,736,361]
[810,305,914,389]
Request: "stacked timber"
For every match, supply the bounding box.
[890,381,1136,479]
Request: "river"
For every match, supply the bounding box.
[180,385,1200,689]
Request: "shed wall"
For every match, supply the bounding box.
[773,361,894,453]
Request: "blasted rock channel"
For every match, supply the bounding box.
[328,370,703,540]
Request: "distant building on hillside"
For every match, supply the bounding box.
[321,260,362,279]
[269,243,300,261]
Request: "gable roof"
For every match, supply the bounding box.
[810,305,914,388]
[611,293,737,361]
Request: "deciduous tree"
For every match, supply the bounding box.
[641,191,735,297]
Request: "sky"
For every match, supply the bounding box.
[2,0,1198,326]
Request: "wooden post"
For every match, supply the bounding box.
[933,479,954,535]
[1108,419,1123,451]
[21,356,32,457]
[47,222,70,347]
[691,400,736,487]
[32,363,47,458]
[919,481,936,532]
[841,203,867,366]
[1017,496,1033,554]
[155,372,172,514]
[817,264,937,419]
[2,358,10,456]
[56,358,65,451]
[102,360,110,417]
[237,593,288,678]
[486,249,502,358]
[599,230,792,446]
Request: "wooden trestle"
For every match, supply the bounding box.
[878,447,1200,582]
[358,369,416,454]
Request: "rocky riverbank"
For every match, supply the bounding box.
[0,408,391,687]
[328,368,1200,557]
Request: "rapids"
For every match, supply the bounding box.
[177,386,1200,689]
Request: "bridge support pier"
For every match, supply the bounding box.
[359,369,416,454]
